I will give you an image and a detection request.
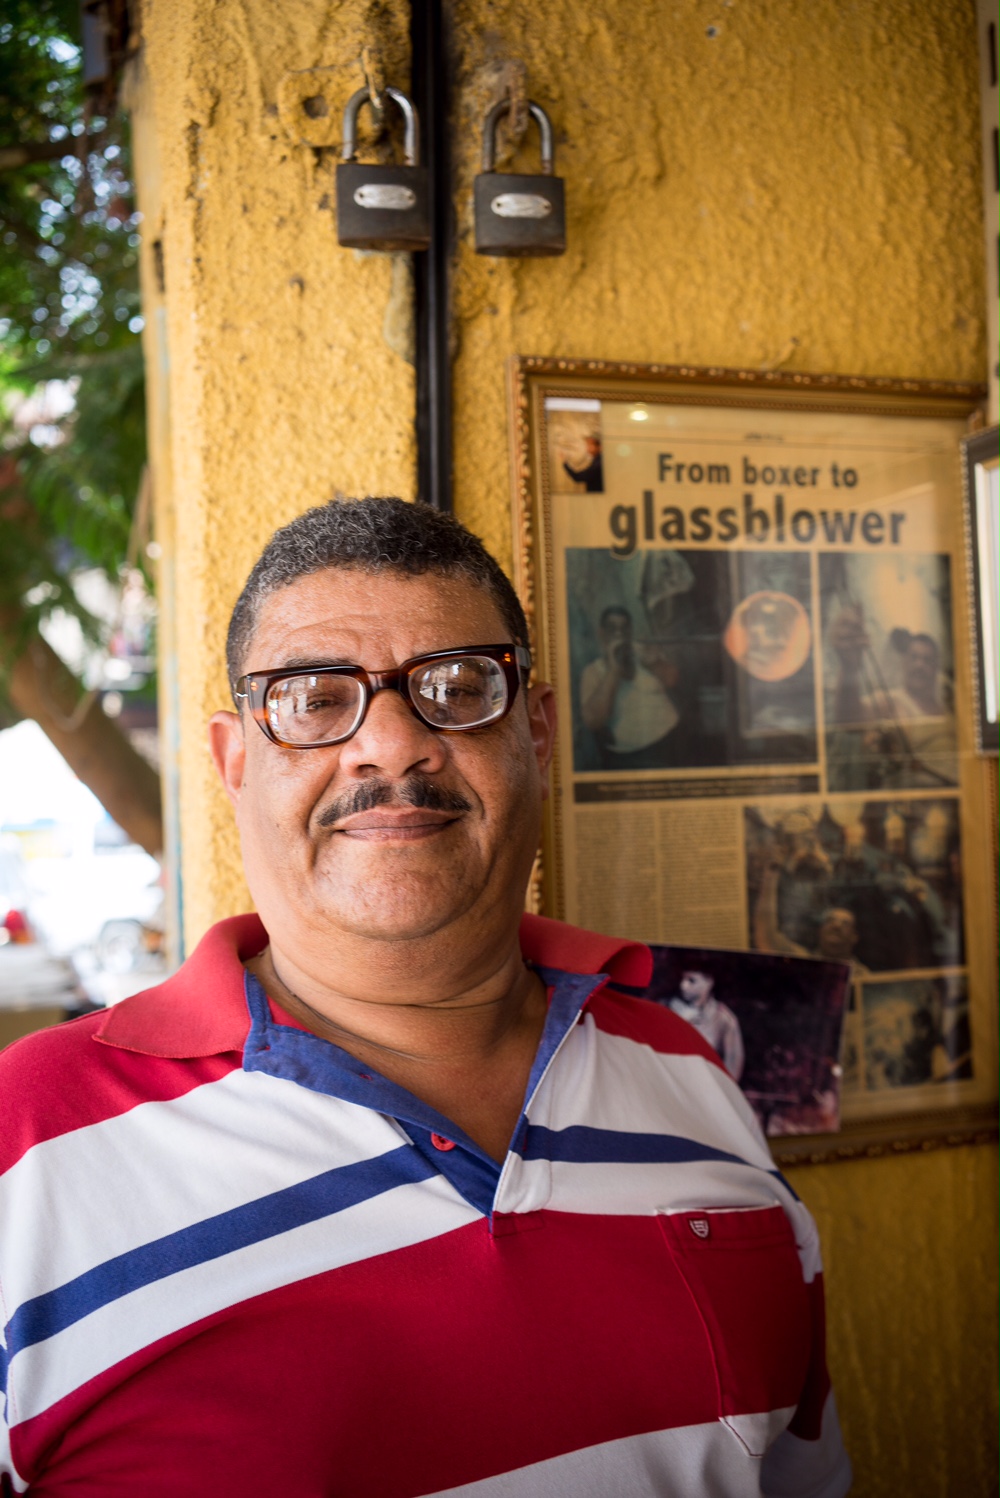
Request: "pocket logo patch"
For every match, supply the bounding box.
[688,1216,711,1240]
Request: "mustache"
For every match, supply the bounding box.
[317,774,473,828]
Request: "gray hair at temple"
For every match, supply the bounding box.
[225,496,530,699]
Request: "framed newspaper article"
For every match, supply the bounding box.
[508,357,997,1164]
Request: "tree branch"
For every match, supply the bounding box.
[4,627,163,857]
[0,134,103,175]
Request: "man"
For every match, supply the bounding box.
[753,855,869,977]
[827,607,957,787]
[561,432,603,492]
[667,966,745,1083]
[0,499,850,1497]
[580,605,680,769]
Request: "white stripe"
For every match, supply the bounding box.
[530,1019,776,1170]
[422,1413,801,1497]
[10,1171,479,1424]
[0,1068,411,1308]
[504,1156,783,1216]
[761,1394,852,1498]
[725,1407,797,1458]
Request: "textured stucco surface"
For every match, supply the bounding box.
[787,1143,999,1498]
[133,0,417,933]
[130,3,996,1494]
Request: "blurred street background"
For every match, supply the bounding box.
[0,4,168,1045]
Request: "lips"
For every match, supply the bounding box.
[333,807,461,840]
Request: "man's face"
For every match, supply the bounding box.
[209,568,556,955]
[679,970,713,1006]
[601,612,632,651]
[903,639,938,698]
[817,908,858,961]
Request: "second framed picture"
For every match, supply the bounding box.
[508,357,997,1163]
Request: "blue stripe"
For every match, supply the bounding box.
[0,1339,6,1397]
[6,1144,437,1360]
[521,1124,766,1171]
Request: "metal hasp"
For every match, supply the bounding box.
[473,99,566,257]
[336,86,431,251]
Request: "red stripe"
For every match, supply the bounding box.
[17,1210,814,1497]
[588,990,729,1069]
[658,1206,812,1422]
[787,1275,831,1440]
[0,1018,239,1170]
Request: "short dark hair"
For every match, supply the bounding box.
[599,605,632,630]
[908,632,939,661]
[226,497,529,696]
[680,967,715,988]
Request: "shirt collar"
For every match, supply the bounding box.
[94,910,652,1059]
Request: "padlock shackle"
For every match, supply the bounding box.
[481,99,555,175]
[341,85,420,167]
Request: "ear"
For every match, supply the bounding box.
[526,681,557,797]
[208,710,247,810]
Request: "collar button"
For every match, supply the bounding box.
[430,1132,456,1152]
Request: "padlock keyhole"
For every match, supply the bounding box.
[302,94,329,119]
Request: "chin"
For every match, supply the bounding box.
[321,868,483,942]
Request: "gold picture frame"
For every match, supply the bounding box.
[508,356,997,1165]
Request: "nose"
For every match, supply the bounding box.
[337,682,449,780]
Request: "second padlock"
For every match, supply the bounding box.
[336,86,430,251]
[474,100,566,257]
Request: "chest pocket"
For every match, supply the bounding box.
[657,1203,811,1456]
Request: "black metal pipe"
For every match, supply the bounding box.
[410,0,452,512]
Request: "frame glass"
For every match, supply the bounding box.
[508,356,997,1164]
[961,425,999,754]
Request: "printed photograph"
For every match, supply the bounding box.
[819,552,958,790]
[565,547,817,772]
[745,797,964,974]
[641,944,850,1137]
[546,401,604,494]
[862,975,973,1090]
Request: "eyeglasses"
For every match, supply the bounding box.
[235,644,532,749]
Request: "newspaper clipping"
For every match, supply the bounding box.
[542,393,985,1125]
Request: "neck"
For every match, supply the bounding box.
[908,685,939,713]
[246,924,543,1070]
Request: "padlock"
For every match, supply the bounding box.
[336,86,430,252]
[474,100,566,257]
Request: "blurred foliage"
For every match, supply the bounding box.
[0,0,148,658]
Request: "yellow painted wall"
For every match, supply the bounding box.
[132,0,418,933]
[129,1,997,1493]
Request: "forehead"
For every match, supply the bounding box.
[247,567,508,668]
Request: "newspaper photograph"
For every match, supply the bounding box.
[514,366,997,1151]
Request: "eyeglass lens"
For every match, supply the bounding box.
[267,674,365,745]
[265,656,509,745]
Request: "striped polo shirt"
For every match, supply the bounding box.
[0,913,851,1497]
